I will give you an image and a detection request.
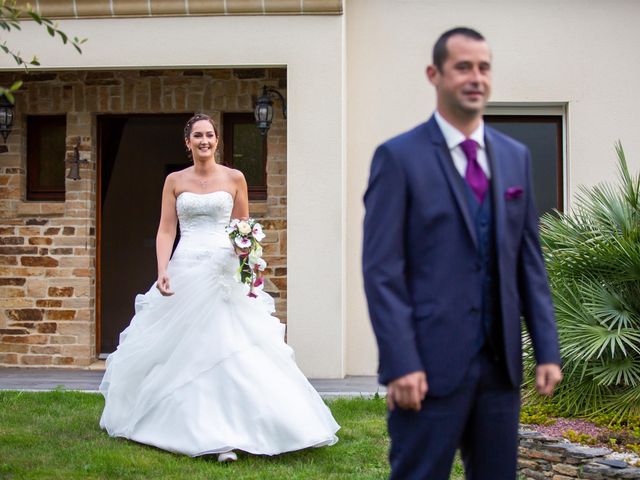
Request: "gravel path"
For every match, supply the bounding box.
[530,417,609,440]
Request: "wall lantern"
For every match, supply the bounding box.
[67,138,88,180]
[254,86,287,136]
[0,95,15,145]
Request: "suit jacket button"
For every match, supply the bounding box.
[470,307,480,314]
[474,263,481,272]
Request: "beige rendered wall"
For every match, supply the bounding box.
[1,14,346,377]
[6,1,639,378]
[345,0,640,374]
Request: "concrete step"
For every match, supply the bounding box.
[0,367,385,399]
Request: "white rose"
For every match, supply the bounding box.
[237,221,251,235]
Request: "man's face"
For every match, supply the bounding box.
[428,35,492,117]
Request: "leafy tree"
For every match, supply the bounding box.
[525,143,640,420]
[1,0,85,101]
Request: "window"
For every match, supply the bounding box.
[484,115,563,215]
[27,115,66,201]
[223,113,267,201]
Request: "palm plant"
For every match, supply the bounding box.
[525,143,640,419]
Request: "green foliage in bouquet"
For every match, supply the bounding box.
[226,218,266,297]
[523,143,640,419]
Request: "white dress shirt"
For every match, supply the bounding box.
[434,111,491,179]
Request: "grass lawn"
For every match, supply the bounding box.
[0,391,464,479]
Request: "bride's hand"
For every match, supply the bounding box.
[233,245,249,258]
[156,272,174,296]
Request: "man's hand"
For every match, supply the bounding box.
[387,371,428,411]
[535,363,562,396]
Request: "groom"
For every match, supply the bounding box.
[363,27,562,479]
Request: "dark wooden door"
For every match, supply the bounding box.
[98,114,191,355]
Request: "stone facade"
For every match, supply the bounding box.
[518,430,640,479]
[0,68,287,367]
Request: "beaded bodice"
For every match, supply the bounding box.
[171,191,234,261]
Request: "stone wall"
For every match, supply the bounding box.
[0,68,287,367]
[518,430,640,479]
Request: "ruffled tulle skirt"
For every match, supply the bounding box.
[99,247,339,456]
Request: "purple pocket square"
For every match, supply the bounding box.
[505,186,523,200]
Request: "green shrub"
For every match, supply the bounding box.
[564,429,597,445]
[520,403,559,425]
[525,143,640,420]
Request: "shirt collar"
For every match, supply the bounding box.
[434,110,485,150]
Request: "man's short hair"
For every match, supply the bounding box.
[433,27,485,71]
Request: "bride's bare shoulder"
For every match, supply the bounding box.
[218,164,246,183]
[224,167,244,182]
[170,166,193,178]
[168,166,194,182]
[165,166,192,194]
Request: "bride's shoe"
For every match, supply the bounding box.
[217,451,238,462]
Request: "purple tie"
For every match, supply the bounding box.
[460,139,488,204]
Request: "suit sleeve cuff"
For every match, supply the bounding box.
[535,350,562,366]
[377,342,424,386]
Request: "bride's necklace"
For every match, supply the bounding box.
[195,170,215,188]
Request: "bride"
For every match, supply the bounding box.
[99,113,339,461]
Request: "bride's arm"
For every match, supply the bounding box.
[156,173,178,296]
[231,170,249,219]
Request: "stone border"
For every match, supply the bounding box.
[518,429,640,479]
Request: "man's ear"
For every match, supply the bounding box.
[426,64,439,86]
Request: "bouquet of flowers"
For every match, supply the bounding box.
[226,218,267,297]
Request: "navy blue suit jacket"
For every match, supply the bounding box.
[363,116,561,396]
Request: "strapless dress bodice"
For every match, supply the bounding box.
[172,191,234,261]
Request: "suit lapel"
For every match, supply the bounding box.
[485,128,506,257]
[426,118,478,249]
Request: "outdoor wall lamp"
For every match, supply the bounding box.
[0,95,15,149]
[67,138,88,180]
[254,85,287,136]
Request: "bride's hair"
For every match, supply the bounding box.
[184,113,219,161]
[184,113,219,141]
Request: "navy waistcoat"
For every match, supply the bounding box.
[463,181,502,356]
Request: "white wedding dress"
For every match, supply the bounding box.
[99,191,339,456]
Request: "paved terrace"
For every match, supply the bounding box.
[0,367,385,399]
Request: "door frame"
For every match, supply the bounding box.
[96,113,194,356]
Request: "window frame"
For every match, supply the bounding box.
[26,114,67,201]
[222,112,268,201]
[484,112,565,213]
